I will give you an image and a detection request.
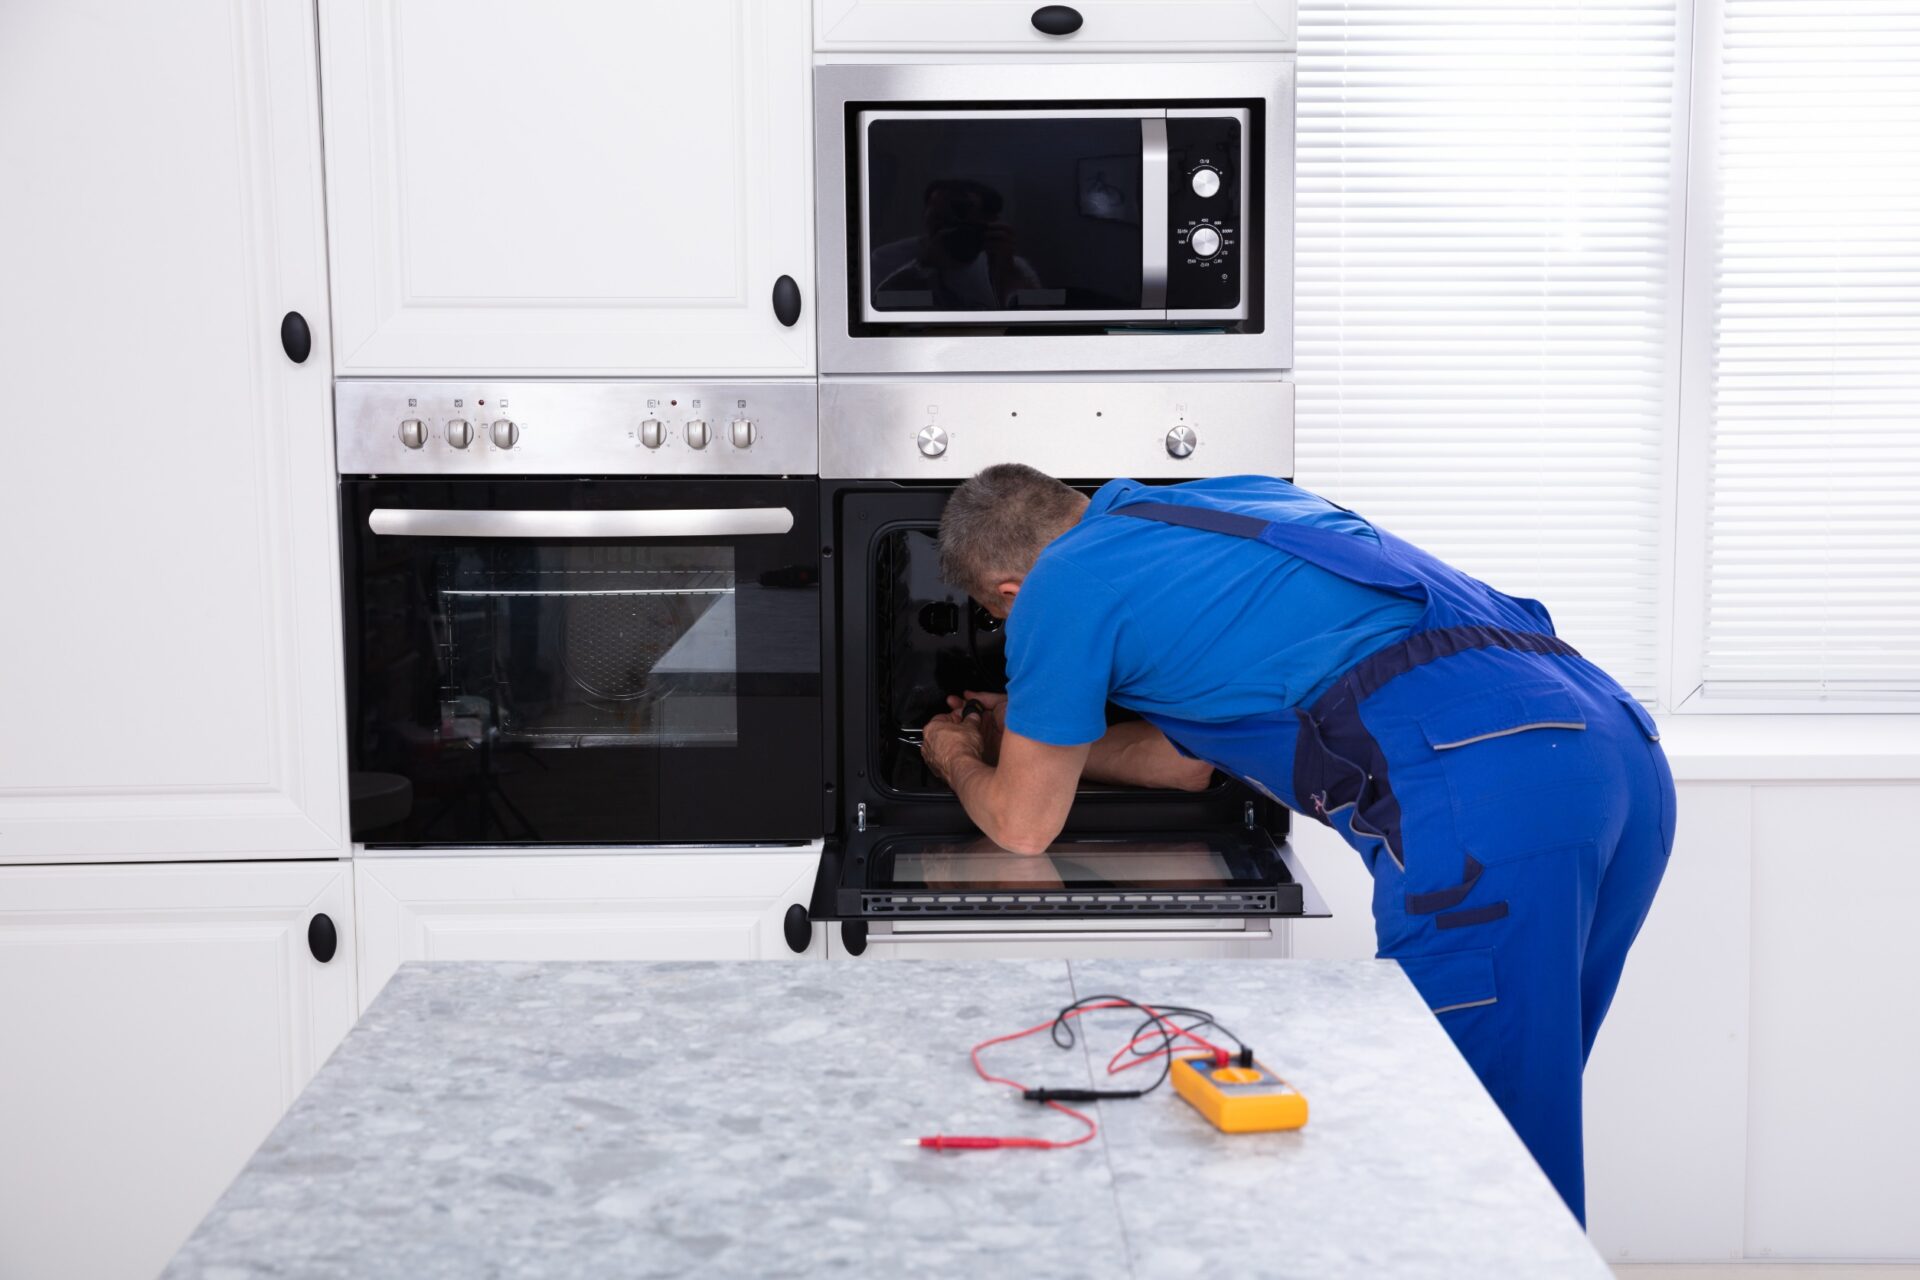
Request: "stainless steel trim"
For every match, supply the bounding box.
[367,508,795,539]
[819,378,1295,480]
[333,380,817,477]
[1141,118,1169,309]
[816,60,1295,375]
[863,927,1275,945]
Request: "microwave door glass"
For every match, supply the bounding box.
[864,117,1147,316]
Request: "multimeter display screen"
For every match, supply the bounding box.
[872,833,1278,893]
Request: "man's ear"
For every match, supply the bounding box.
[994,580,1021,608]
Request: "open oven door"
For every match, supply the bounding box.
[808,821,1328,955]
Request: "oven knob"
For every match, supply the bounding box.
[685,419,710,449]
[639,418,665,449]
[1166,425,1197,459]
[1189,225,1223,259]
[729,418,757,448]
[445,418,473,449]
[399,418,427,449]
[1191,167,1221,198]
[916,424,948,458]
[489,419,519,449]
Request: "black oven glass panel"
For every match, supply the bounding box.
[442,543,741,747]
[343,478,821,846]
[865,117,1145,312]
[852,830,1301,917]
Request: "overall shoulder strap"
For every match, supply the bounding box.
[1113,501,1428,598]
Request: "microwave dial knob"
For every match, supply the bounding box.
[1189,225,1223,259]
[729,418,757,449]
[639,418,665,449]
[489,419,519,449]
[398,418,427,449]
[685,419,710,450]
[444,418,473,449]
[1191,167,1221,198]
[1166,425,1198,459]
[917,424,949,458]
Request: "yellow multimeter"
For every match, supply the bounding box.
[1170,1055,1309,1133]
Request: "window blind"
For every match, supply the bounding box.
[1703,0,1920,693]
[1295,1,1683,697]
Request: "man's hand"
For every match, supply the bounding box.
[944,691,1006,763]
[921,703,988,783]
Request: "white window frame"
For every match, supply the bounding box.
[1665,0,1920,715]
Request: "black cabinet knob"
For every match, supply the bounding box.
[783,903,812,954]
[280,311,312,364]
[841,920,869,957]
[1031,5,1083,36]
[307,913,338,964]
[771,275,803,327]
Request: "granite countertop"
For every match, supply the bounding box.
[164,959,1609,1279]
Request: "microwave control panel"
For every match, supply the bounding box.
[1167,114,1246,313]
[334,381,818,476]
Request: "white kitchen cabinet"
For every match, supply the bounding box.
[355,850,824,1003]
[0,861,358,1280]
[815,0,1296,52]
[0,0,346,862]
[319,0,815,377]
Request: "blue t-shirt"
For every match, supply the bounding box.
[1004,476,1425,747]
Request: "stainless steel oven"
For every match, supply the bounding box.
[815,60,1295,375]
[337,381,822,846]
[806,378,1323,954]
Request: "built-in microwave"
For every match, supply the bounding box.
[815,61,1295,375]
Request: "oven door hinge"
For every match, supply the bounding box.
[856,802,868,833]
[1244,801,1257,830]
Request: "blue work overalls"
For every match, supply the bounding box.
[1116,494,1676,1223]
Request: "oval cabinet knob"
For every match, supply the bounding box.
[783,904,812,954]
[1031,5,1084,36]
[308,913,338,964]
[279,311,312,364]
[771,274,803,327]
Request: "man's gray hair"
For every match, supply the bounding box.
[938,463,1085,598]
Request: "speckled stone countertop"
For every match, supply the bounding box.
[164,960,1609,1279]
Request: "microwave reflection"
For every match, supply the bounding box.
[871,179,1044,310]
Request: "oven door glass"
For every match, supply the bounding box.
[343,479,820,845]
[862,112,1153,318]
[833,829,1305,919]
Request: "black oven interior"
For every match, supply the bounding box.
[439,542,741,748]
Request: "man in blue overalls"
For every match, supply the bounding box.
[919,464,1676,1224]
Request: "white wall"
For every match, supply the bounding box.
[1287,743,1920,1265]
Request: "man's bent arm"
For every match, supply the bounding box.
[1082,720,1216,792]
[941,731,1089,855]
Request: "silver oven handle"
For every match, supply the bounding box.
[1141,117,1169,309]
[864,927,1275,945]
[368,508,795,539]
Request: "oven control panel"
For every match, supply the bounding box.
[819,379,1294,480]
[335,381,818,476]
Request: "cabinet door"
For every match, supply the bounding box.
[816,0,1296,52]
[0,0,345,863]
[320,0,814,376]
[355,851,823,1003]
[0,861,357,1280]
